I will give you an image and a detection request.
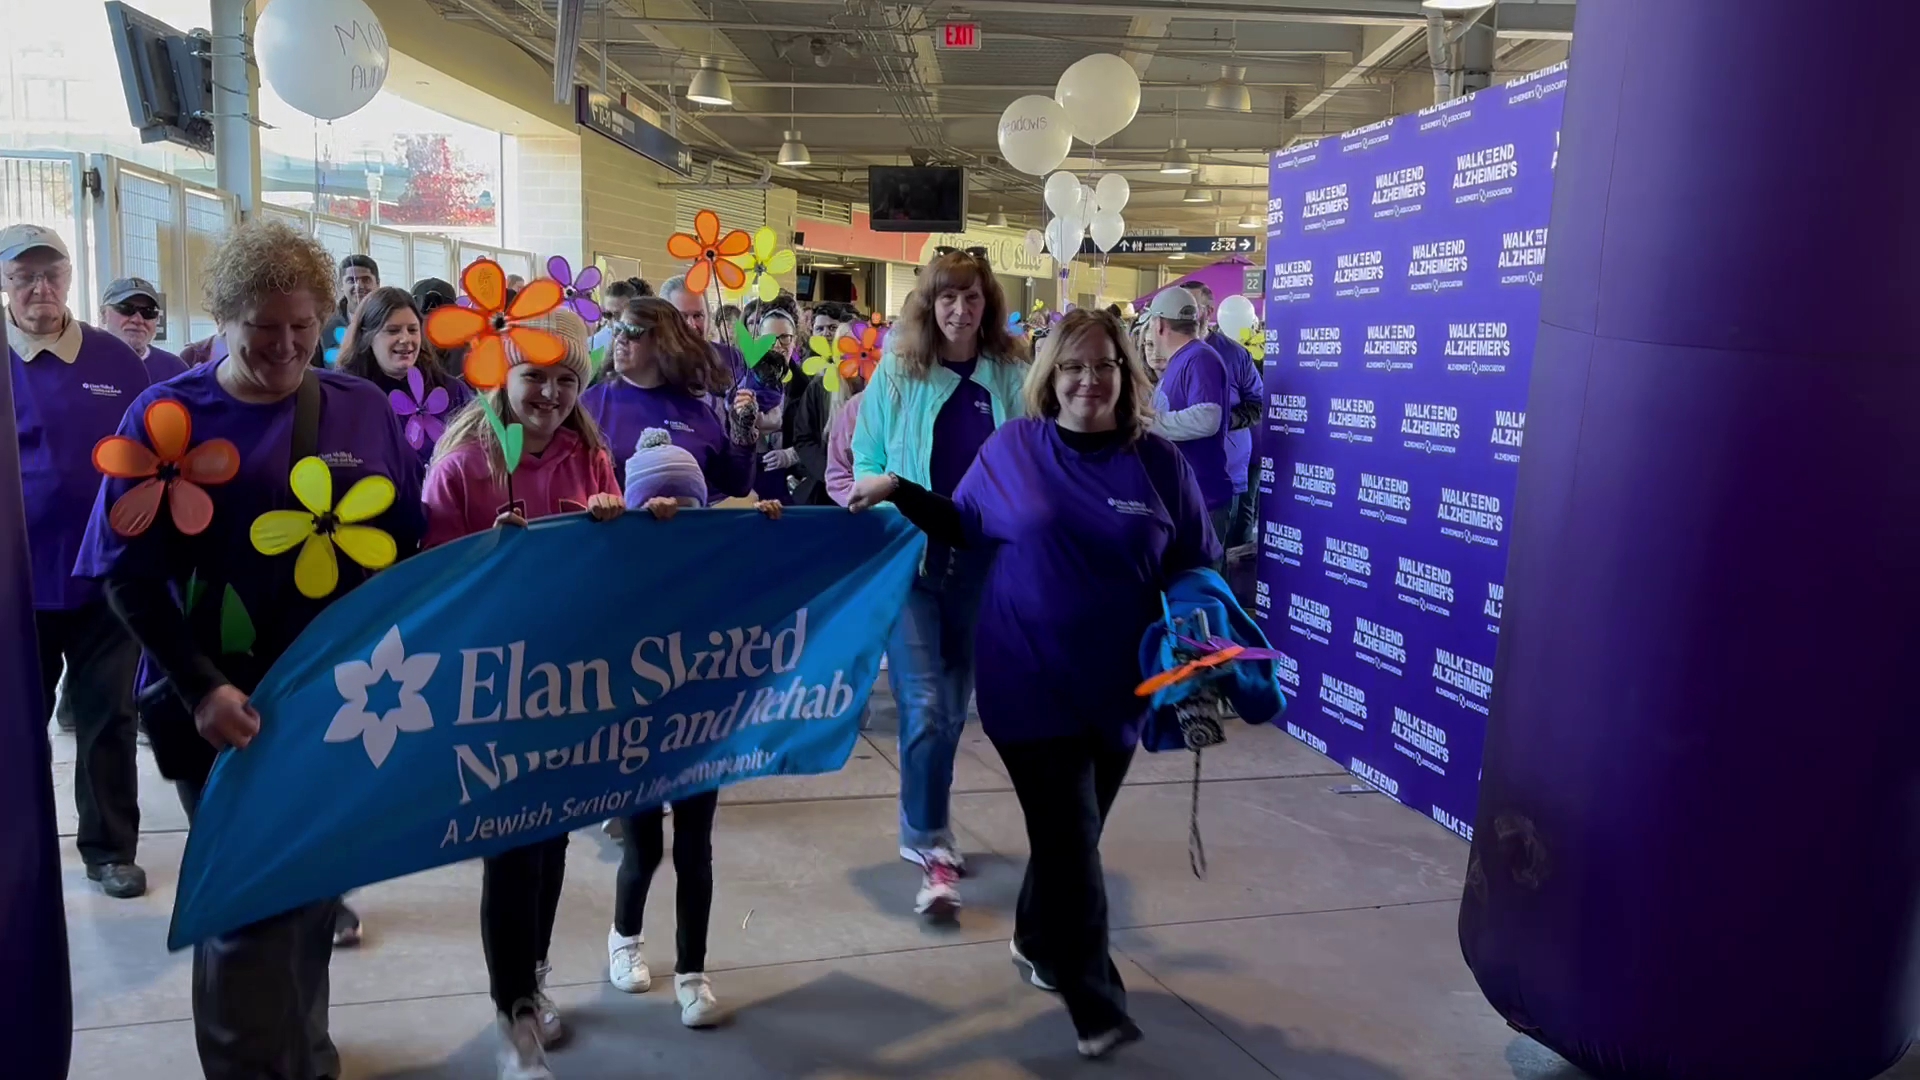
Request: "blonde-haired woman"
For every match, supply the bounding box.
[851,249,1027,918]
[423,308,624,1078]
[851,309,1218,1059]
[75,218,425,1077]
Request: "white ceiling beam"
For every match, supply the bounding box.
[1287,22,1422,127]
[1121,14,1172,77]
[741,0,1573,31]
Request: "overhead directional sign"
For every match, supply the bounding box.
[575,86,692,176]
[1083,235,1259,256]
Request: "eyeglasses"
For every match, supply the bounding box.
[111,301,161,320]
[5,267,70,289]
[613,322,651,340]
[935,245,991,266]
[1057,360,1121,379]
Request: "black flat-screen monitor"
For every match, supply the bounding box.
[105,1,214,154]
[868,166,967,233]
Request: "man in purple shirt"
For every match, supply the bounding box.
[99,276,188,382]
[1183,282,1263,549]
[1142,288,1235,547]
[4,222,152,898]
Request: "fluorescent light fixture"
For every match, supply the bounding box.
[1205,66,1251,113]
[1236,211,1261,229]
[777,130,811,166]
[1160,138,1195,175]
[1168,253,1185,261]
[987,207,1008,227]
[1182,181,1211,204]
[686,57,734,107]
[1421,0,1494,10]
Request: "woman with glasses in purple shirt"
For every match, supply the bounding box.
[850,309,1219,1060]
[851,249,1028,920]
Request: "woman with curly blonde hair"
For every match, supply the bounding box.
[74,219,425,1078]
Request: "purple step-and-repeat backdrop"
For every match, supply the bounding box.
[1253,63,1568,840]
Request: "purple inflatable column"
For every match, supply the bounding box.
[1,313,72,1073]
[1460,1,1920,1078]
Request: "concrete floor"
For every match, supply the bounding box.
[36,689,1733,1079]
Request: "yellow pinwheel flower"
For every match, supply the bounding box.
[250,457,399,599]
[801,333,845,392]
[732,226,798,303]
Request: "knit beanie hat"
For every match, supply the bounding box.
[507,306,594,386]
[623,428,708,506]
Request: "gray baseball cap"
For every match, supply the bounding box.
[0,223,70,262]
[102,277,163,306]
[1143,287,1201,324]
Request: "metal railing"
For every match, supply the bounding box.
[1,151,541,347]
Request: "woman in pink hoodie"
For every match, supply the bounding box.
[421,307,621,1080]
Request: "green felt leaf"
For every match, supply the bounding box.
[738,321,778,369]
[220,584,255,656]
[503,423,525,475]
[182,571,205,614]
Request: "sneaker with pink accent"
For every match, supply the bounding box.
[914,852,962,919]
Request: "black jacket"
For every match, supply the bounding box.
[786,371,837,506]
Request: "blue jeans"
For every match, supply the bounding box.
[888,552,988,851]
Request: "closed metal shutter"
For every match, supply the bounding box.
[676,188,766,236]
[885,262,920,317]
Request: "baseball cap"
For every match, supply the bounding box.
[411,277,457,312]
[0,223,70,262]
[1143,287,1201,324]
[102,277,162,306]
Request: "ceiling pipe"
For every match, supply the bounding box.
[1426,13,1454,102]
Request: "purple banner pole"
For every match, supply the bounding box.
[2,311,74,1072]
[1460,1,1920,1077]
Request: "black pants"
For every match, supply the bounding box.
[995,733,1135,1039]
[480,835,570,1014]
[35,603,141,866]
[616,790,719,974]
[178,774,340,1079]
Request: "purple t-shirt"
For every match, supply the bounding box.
[73,367,425,666]
[580,377,755,502]
[13,324,156,609]
[955,419,1219,747]
[145,345,189,383]
[1157,338,1235,510]
[1208,330,1261,494]
[929,358,996,498]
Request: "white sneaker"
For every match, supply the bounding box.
[1076,1022,1143,1060]
[496,1004,554,1080]
[607,926,651,993]
[899,843,968,876]
[1009,939,1057,992]
[914,854,963,919]
[675,972,723,1028]
[531,961,564,1047]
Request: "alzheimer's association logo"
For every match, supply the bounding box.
[326,626,440,767]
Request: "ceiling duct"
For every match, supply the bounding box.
[551,0,585,105]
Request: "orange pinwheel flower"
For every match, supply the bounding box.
[836,323,884,383]
[425,259,566,390]
[93,399,240,538]
[666,209,752,295]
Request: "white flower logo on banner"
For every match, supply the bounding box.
[326,625,440,768]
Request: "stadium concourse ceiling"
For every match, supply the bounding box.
[425,0,1572,231]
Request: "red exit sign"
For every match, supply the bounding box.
[940,22,981,50]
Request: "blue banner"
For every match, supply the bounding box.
[170,508,925,948]
[1255,64,1568,841]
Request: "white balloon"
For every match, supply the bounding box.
[1216,294,1258,338]
[257,0,390,121]
[1045,214,1086,262]
[996,95,1075,176]
[1022,229,1046,261]
[1081,184,1097,216]
[1094,173,1131,215]
[1054,53,1141,145]
[1043,171,1085,218]
[1090,211,1125,254]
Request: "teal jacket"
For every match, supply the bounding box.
[851,350,1028,487]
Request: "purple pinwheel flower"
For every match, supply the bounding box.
[389,367,452,449]
[456,295,477,310]
[547,255,604,323]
